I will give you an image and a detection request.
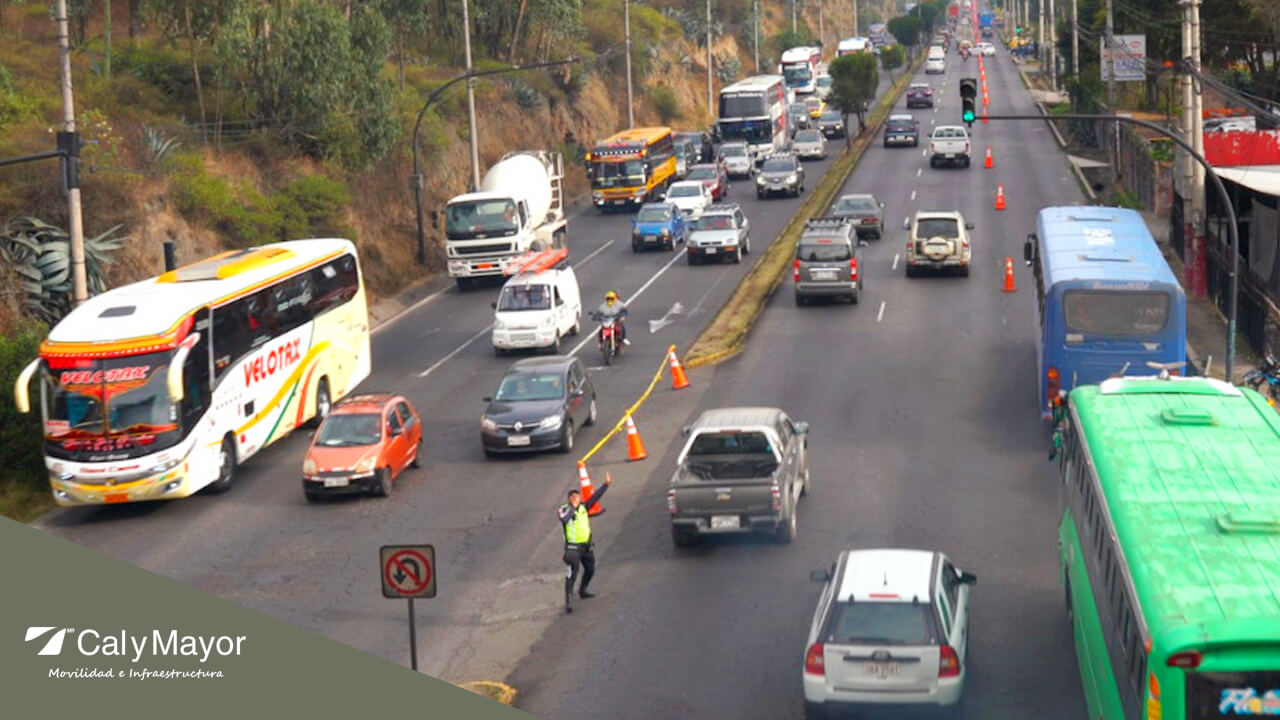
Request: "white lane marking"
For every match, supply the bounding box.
[892,253,900,270]
[569,247,688,357]
[910,190,917,201]
[418,324,493,377]
[922,148,928,156]
[576,240,616,268]
[876,301,886,323]
[916,168,923,177]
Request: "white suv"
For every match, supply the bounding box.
[906,210,975,277]
[802,549,976,719]
[665,180,714,217]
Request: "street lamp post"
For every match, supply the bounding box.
[409,58,579,268]
[625,0,634,128]
[461,0,481,190]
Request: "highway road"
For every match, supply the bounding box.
[505,46,1093,720]
[34,72,895,694]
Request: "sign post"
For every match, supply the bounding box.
[380,544,437,671]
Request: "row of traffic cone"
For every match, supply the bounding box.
[573,347,692,513]
[973,60,1017,296]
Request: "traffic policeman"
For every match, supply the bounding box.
[556,473,612,613]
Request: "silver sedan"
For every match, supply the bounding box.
[792,129,829,161]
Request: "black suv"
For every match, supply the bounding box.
[883,114,921,147]
[755,154,806,199]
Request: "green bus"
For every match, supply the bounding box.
[1052,374,1280,720]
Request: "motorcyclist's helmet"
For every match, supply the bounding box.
[605,291,619,306]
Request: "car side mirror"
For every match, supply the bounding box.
[483,396,493,402]
[809,569,831,582]
[879,202,885,208]
[965,222,975,229]
[1023,238,1034,264]
[958,570,977,585]
[858,240,870,247]
[389,426,402,437]
[902,218,911,230]
[794,421,810,435]
[681,424,692,436]
[490,301,497,309]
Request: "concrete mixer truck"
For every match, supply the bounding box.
[444,150,568,290]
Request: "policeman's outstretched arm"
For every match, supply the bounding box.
[584,473,612,511]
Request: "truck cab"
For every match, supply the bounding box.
[491,248,582,355]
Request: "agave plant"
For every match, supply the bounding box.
[141,126,182,168]
[1,216,125,325]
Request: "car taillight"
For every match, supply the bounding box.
[1047,366,1061,406]
[667,489,677,515]
[770,485,782,511]
[850,258,858,280]
[939,644,961,677]
[1167,650,1202,669]
[963,143,970,154]
[804,643,825,676]
[962,239,970,249]
[794,259,801,282]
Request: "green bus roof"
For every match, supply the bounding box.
[1071,376,1280,643]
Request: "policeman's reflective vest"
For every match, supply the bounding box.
[564,505,591,544]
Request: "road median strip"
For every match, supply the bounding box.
[684,61,924,368]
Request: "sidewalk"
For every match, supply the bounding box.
[1142,209,1261,382]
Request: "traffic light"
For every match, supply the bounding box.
[1015,26,1022,34]
[959,77,978,127]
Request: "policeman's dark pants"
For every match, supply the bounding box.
[563,545,595,601]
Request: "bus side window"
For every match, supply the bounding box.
[212,299,251,380]
[245,289,278,348]
[181,308,212,430]
[273,273,315,335]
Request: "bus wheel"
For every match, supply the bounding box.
[206,438,237,494]
[309,378,331,429]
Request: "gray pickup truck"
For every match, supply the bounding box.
[668,406,810,547]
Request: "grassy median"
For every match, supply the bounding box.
[685,60,924,368]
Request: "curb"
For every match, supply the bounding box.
[458,680,518,706]
[683,60,925,368]
[1012,64,1098,203]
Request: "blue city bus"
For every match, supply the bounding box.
[1024,207,1187,421]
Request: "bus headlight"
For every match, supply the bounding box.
[633,189,647,198]
[149,458,182,476]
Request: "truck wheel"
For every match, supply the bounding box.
[776,509,797,543]
[548,332,561,354]
[553,230,567,249]
[672,526,696,547]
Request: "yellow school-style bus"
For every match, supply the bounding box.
[586,126,678,211]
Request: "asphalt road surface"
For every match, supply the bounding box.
[34,72,894,694]
[505,48,1092,720]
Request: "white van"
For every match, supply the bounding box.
[491,251,582,355]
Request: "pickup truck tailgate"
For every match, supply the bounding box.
[673,481,775,515]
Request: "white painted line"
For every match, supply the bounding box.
[910,190,917,201]
[892,253,900,270]
[922,148,928,156]
[916,168,923,177]
[568,247,688,357]
[575,239,616,268]
[374,284,452,335]
[876,301,886,323]
[418,324,493,377]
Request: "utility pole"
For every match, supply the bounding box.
[753,0,759,73]
[852,0,857,39]
[1104,0,1116,110]
[819,0,824,50]
[706,0,713,121]
[1048,0,1057,90]
[1037,1,1045,71]
[791,0,797,34]
[461,0,481,190]
[1189,0,1208,304]
[625,0,634,128]
[55,0,87,306]
[1071,0,1079,80]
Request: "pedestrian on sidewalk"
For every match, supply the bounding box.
[557,473,612,614]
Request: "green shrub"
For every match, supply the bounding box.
[651,86,682,124]
[274,176,352,240]
[0,318,50,520]
[880,45,906,72]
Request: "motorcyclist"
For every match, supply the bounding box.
[593,291,630,347]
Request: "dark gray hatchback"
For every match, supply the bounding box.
[480,356,597,456]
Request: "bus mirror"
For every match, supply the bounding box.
[13,358,39,414]
[166,332,201,403]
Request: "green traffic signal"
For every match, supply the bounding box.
[963,110,975,123]
[1015,26,1022,34]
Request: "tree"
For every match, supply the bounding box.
[879,44,905,79]
[887,15,922,48]
[380,0,430,90]
[145,0,242,142]
[828,53,878,140]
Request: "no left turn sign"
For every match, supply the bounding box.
[380,545,437,599]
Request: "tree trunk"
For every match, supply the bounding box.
[103,0,111,78]
[128,0,141,38]
[508,0,529,64]
[396,29,405,91]
[183,0,208,144]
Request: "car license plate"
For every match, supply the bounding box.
[864,662,900,678]
[710,515,740,529]
[813,270,837,280]
[476,263,494,270]
[645,235,656,243]
[944,153,955,159]
[507,435,531,447]
[104,492,128,504]
[323,477,349,488]
[704,247,717,254]
[613,200,627,205]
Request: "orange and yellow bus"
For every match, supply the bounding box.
[586,126,678,211]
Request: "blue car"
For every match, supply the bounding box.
[631,202,686,252]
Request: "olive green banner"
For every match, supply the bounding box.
[0,517,536,719]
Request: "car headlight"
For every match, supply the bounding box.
[633,188,646,198]
[354,457,377,475]
[661,228,670,236]
[539,414,563,430]
[756,175,766,185]
[540,314,555,327]
[481,417,498,432]
[493,317,505,330]
[786,174,797,183]
[303,458,317,476]
[632,228,641,238]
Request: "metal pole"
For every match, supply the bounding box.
[1104,0,1115,108]
[851,0,857,40]
[407,598,418,671]
[163,241,177,272]
[792,0,796,34]
[1048,0,1057,90]
[1071,0,1079,80]
[819,0,824,49]
[1190,0,1205,256]
[753,0,759,74]
[55,0,87,306]
[1180,1,1197,297]
[706,0,713,120]
[461,0,481,191]
[625,0,634,129]
[986,112,1241,380]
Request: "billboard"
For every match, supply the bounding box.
[1100,34,1146,82]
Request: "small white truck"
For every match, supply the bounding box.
[445,151,568,290]
[491,248,582,355]
[928,125,972,168]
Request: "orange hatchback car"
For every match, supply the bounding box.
[302,393,422,501]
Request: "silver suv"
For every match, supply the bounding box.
[905,210,974,277]
[756,153,806,198]
[794,218,868,305]
[687,204,751,265]
[803,549,976,719]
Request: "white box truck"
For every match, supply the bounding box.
[445,150,568,291]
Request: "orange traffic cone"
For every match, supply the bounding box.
[984,147,994,169]
[625,415,647,461]
[995,184,1006,210]
[578,461,604,516]
[1002,257,1017,293]
[981,110,989,124]
[668,347,690,390]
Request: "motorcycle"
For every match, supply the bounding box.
[591,311,627,365]
[1241,352,1280,403]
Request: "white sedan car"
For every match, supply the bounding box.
[925,56,946,74]
[976,42,996,56]
[664,181,714,217]
[803,548,976,719]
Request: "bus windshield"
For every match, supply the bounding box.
[446,199,518,240]
[782,65,813,85]
[1063,290,1170,336]
[719,93,767,118]
[590,159,645,188]
[42,351,183,461]
[719,119,774,144]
